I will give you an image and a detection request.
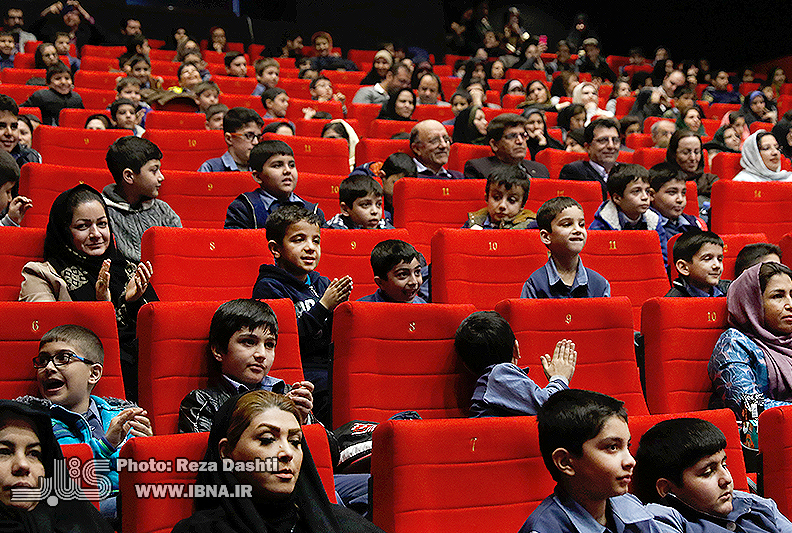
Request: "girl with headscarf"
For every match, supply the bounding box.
[359,50,393,86]
[571,81,612,125]
[171,390,383,533]
[709,262,792,417]
[322,120,359,171]
[704,124,741,165]
[734,130,792,182]
[500,79,526,107]
[376,88,416,121]
[452,105,487,145]
[741,91,776,126]
[522,108,563,159]
[19,185,156,398]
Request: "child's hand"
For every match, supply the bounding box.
[95,259,112,302]
[333,92,346,104]
[541,339,576,382]
[287,381,314,423]
[302,107,317,120]
[124,261,153,303]
[106,407,146,448]
[7,196,32,224]
[128,410,153,438]
[319,275,353,311]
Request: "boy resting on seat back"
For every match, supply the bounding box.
[463,165,535,229]
[665,230,730,297]
[590,163,669,264]
[109,98,144,137]
[224,139,325,229]
[252,204,351,425]
[734,243,782,278]
[327,174,394,229]
[178,298,314,433]
[522,197,610,299]
[359,239,425,303]
[456,311,576,417]
[520,389,685,533]
[649,168,707,238]
[102,136,182,263]
[22,63,83,126]
[634,417,792,533]
[0,149,32,226]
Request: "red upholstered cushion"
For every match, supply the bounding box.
[760,406,792,518]
[0,227,45,301]
[534,148,587,179]
[145,111,208,130]
[710,181,792,244]
[261,134,350,176]
[447,143,492,173]
[526,178,603,221]
[156,170,255,228]
[31,126,132,169]
[354,138,410,165]
[143,129,226,172]
[710,151,742,180]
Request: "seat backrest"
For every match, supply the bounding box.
[354,138,410,165]
[447,143,492,173]
[392,178,485,260]
[332,302,477,426]
[632,147,668,169]
[525,178,603,222]
[625,133,654,149]
[278,78,311,100]
[157,170,254,228]
[710,180,792,244]
[760,405,792,517]
[0,227,45,301]
[641,297,728,414]
[78,88,118,110]
[708,103,741,120]
[262,134,350,176]
[293,173,345,216]
[0,83,40,105]
[0,301,124,399]
[431,229,547,309]
[211,75,258,95]
[668,232,767,280]
[81,45,126,58]
[140,227,271,301]
[580,230,670,329]
[346,103,383,137]
[371,417,552,533]
[73,70,121,90]
[534,148,587,179]
[293,118,360,138]
[411,105,455,123]
[145,111,208,130]
[60,442,100,507]
[710,151,742,180]
[143,129,226,171]
[368,119,418,139]
[285,99,344,121]
[58,108,113,129]
[136,299,303,434]
[31,126,131,169]
[1,68,44,84]
[220,94,265,114]
[322,70,366,85]
[495,297,649,414]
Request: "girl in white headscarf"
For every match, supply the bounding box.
[571,81,613,125]
[734,130,792,182]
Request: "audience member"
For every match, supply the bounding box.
[416,72,449,106]
[326,174,393,230]
[665,230,729,297]
[359,239,425,303]
[649,167,706,237]
[702,70,742,104]
[572,81,613,124]
[0,94,41,166]
[31,1,105,51]
[192,80,220,114]
[523,108,564,159]
[653,130,718,205]
[23,63,83,126]
[353,62,410,105]
[630,69,686,122]
[252,58,280,96]
[410,119,461,178]
[575,38,616,83]
[0,149,31,226]
[199,107,264,171]
[734,130,792,182]
[376,88,416,121]
[0,31,15,69]
[651,120,676,149]
[463,165,535,229]
[204,103,228,130]
[741,90,776,126]
[465,113,550,178]
[452,105,488,145]
[108,98,143,136]
[262,87,289,119]
[559,118,621,200]
[4,8,37,54]
[85,112,111,130]
[734,243,782,278]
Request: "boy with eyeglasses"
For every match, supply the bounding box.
[198,106,265,172]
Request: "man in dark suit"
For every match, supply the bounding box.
[463,113,550,179]
[410,119,463,179]
[559,117,621,200]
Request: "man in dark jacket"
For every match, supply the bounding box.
[464,113,550,179]
[559,117,620,200]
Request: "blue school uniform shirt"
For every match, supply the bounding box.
[358,288,427,303]
[469,363,568,417]
[522,257,610,299]
[657,210,705,238]
[224,188,325,229]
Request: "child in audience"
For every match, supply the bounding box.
[204,103,228,130]
[102,136,182,263]
[252,205,352,424]
[590,163,669,265]
[635,417,792,532]
[192,81,220,114]
[0,94,41,167]
[252,58,280,96]
[224,140,325,229]
[199,106,263,172]
[126,54,163,91]
[665,230,730,297]
[85,113,112,130]
[520,389,683,533]
[381,152,415,223]
[327,175,394,229]
[178,298,314,433]
[0,31,15,70]
[463,166,536,229]
[649,168,706,237]
[115,76,150,127]
[734,243,782,278]
[359,239,425,303]
[0,149,32,226]
[262,87,289,119]
[22,63,84,126]
[522,197,610,298]
[54,32,79,72]
[224,51,248,77]
[456,311,576,417]
[109,98,144,137]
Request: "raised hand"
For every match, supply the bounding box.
[319,275,353,311]
[124,261,153,303]
[541,339,577,382]
[95,259,112,302]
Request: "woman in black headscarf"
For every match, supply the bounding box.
[652,130,719,206]
[452,104,487,145]
[522,108,563,159]
[376,88,416,121]
[172,390,382,533]
[0,400,112,533]
[772,120,792,160]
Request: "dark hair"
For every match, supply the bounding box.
[124,35,147,57]
[321,122,348,141]
[536,196,583,232]
[209,299,279,356]
[204,103,228,120]
[381,152,416,177]
[262,121,295,135]
[370,239,420,279]
[538,389,628,481]
[127,53,150,69]
[759,261,792,293]
[116,76,141,92]
[0,93,19,116]
[667,130,704,172]
[109,98,139,121]
[634,418,726,503]
[673,229,723,264]
[486,113,527,143]
[584,117,620,144]
[194,81,220,97]
[486,165,530,206]
[417,72,445,102]
[673,85,696,99]
[34,42,56,70]
[0,149,20,186]
[378,88,416,121]
[454,311,516,375]
[249,140,294,173]
[105,136,163,184]
[46,62,70,85]
[222,107,264,134]
[309,75,330,90]
[631,71,652,91]
[339,174,382,206]
[619,115,641,138]
[224,51,244,68]
[261,87,287,109]
[177,61,199,81]
[84,113,111,129]
[734,243,782,278]
[649,167,685,192]
[607,163,650,197]
[265,204,322,245]
[40,324,104,365]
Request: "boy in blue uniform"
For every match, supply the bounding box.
[462,165,536,229]
[224,140,325,229]
[327,175,394,229]
[521,389,684,533]
[456,310,576,417]
[199,107,264,172]
[635,417,792,533]
[590,163,669,266]
[665,230,731,297]
[650,168,706,238]
[252,205,351,425]
[522,197,610,299]
[359,239,425,303]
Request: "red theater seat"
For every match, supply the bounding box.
[355,138,410,165]
[18,107,42,121]
[140,227,271,301]
[447,143,492,173]
[285,99,343,121]
[0,227,45,300]
[61,443,100,507]
[625,133,654,149]
[73,70,121,90]
[535,149,587,179]
[295,173,348,219]
[322,70,366,85]
[31,126,131,169]
[332,302,476,426]
[212,75,258,95]
[760,406,792,517]
[0,84,44,106]
[667,233,767,280]
[632,147,669,169]
[525,178,603,221]
[145,111,207,130]
[710,151,742,180]
[0,68,44,84]
[346,103,382,137]
[220,94,264,114]
[58,108,113,128]
[261,135,350,176]
[368,119,418,139]
[136,299,303,434]
[710,180,792,244]
[641,297,728,413]
[277,78,311,100]
[293,118,360,138]
[708,103,741,120]
[143,129,226,171]
[0,302,124,399]
[496,297,649,414]
[411,105,455,122]
[156,170,254,228]
[750,121,774,134]
[505,69,547,84]
[81,45,125,58]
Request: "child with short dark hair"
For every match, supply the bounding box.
[115,76,150,128]
[262,87,289,119]
[327,175,394,229]
[0,149,32,226]
[665,230,730,297]
[192,81,220,114]
[0,94,41,167]
[379,152,415,219]
[463,166,536,229]
[734,243,782,278]
[590,163,669,265]
[0,31,15,70]
[252,57,280,96]
[178,298,314,433]
[359,239,425,303]
[456,311,576,417]
[199,106,264,172]
[22,63,84,126]
[634,417,792,531]
[224,51,248,77]
[126,54,163,90]
[109,97,144,136]
[103,136,182,262]
[54,32,79,72]
[204,103,228,130]
[252,205,352,424]
[522,197,610,298]
[649,168,706,237]
[224,140,325,229]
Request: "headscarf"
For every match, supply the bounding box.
[500,79,525,102]
[675,105,706,136]
[737,130,792,181]
[740,91,772,125]
[359,50,393,86]
[522,107,564,159]
[728,263,792,401]
[376,88,415,121]
[452,104,486,145]
[703,125,741,155]
[327,119,359,171]
[772,120,792,159]
[557,103,585,132]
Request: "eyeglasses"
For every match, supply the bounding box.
[423,135,451,148]
[231,131,264,142]
[503,131,529,141]
[592,136,620,146]
[33,351,92,369]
